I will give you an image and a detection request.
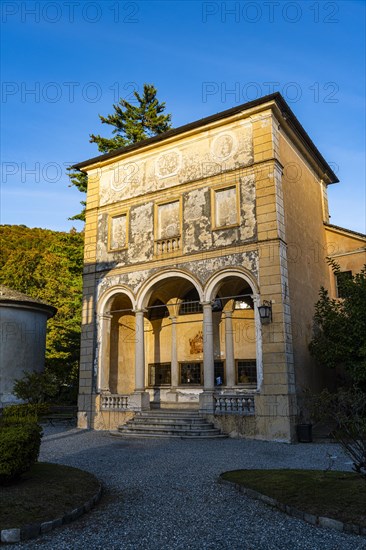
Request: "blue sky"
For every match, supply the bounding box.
[1,0,365,233]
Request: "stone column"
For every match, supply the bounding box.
[170,316,178,388]
[130,309,149,411]
[98,314,112,393]
[199,301,215,413]
[224,310,235,387]
[134,309,146,390]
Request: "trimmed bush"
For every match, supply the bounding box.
[2,403,49,422]
[0,422,42,485]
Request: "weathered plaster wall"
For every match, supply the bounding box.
[97,121,253,207]
[96,174,256,267]
[97,250,259,303]
[279,131,331,394]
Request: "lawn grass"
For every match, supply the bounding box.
[221,469,366,527]
[0,462,100,530]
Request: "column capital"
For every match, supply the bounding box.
[133,308,147,315]
[200,300,213,308]
[223,309,233,318]
[99,313,113,321]
[169,315,178,322]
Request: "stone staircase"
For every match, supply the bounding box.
[111,409,227,439]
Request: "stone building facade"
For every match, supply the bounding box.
[73,93,365,441]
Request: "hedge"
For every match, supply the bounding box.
[0,422,42,485]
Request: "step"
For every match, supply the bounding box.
[121,424,219,433]
[119,429,222,437]
[110,431,228,439]
[129,417,213,426]
[114,409,226,439]
[127,422,216,430]
[138,411,202,417]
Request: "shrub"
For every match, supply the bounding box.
[13,370,59,404]
[309,262,366,390]
[2,403,49,422]
[0,422,42,485]
[309,387,366,480]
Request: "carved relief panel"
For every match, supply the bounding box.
[154,198,182,256]
[211,184,240,230]
[98,121,253,206]
[108,212,128,251]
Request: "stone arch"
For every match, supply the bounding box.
[203,267,259,302]
[97,284,136,315]
[203,267,263,391]
[136,268,203,310]
[96,285,136,394]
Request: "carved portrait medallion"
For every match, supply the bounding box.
[155,149,182,179]
[211,132,237,161]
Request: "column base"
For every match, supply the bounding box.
[199,391,215,414]
[129,391,150,411]
[165,389,179,403]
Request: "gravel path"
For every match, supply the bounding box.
[12,426,366,550]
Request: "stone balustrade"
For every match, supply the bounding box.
[101,392,255,416]
[214,394,255,415]
[155,236,181,255]
[101,394,130,411]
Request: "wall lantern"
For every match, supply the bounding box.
[258,300,272,324]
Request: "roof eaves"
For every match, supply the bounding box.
[71,92,338,184]
[324,222,366,240]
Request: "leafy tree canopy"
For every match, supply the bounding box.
[309,260,366,389]
[0,225,84,403]
[68,83,172,220]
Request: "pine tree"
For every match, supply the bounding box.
[68,84,172,220]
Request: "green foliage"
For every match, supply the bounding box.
[309,261,366,388]
[66,168,88,221]
[2,403,50,421]
[0,422,42,485]
[68,83,172,220]
[309,388,366,479]
[0,225,83,403]
[90,83,172,152]
[13,371,59,404]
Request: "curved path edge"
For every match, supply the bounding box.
[0,483,102,544]
[219,477,366,537]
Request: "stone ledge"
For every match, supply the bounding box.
[219,477,365,536]
[0,484,102,544]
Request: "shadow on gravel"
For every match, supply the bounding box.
[42,429,90,442]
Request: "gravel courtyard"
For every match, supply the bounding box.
[12,426,366,550]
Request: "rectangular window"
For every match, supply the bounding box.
[179,362,202,385]
[236,360,257,386]
[148,363,171,386]
[211,184,239,230]
[109,212,128,251]
[336,271,352,298]
[154,198,182,255]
